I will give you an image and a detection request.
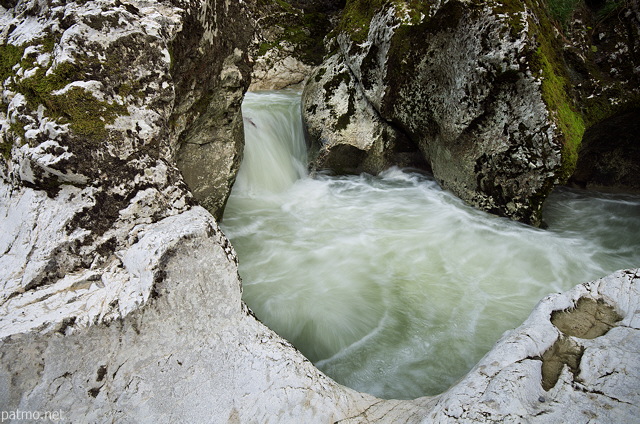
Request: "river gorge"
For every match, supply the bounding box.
[2,0,639,421]
[223,90,640,399]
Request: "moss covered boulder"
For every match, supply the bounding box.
[564,0,640,192]
[302,0,639,225]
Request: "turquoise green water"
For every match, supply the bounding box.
[222,91,640,400]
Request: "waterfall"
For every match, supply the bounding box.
[222,91,640,400]
[232,91,307,195]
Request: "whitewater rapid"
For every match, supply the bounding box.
[222,91,640,399]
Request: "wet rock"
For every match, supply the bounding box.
[170,0,253,221]
[570,109,640,193]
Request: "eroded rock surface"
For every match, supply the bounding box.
[303,52,426,174]
[0,207,379,422]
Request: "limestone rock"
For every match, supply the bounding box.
[247,0,337,91]
[302,52,426,174]
[302,0,640,225]
[0,206,380,422]
[0,0,195,316]
[250,50,313,91]
[171,0,253,221]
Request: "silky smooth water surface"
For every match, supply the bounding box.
[222,91,640,400]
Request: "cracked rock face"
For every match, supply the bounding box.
[302,0,640,225]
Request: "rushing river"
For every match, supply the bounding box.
[221,91,640,400]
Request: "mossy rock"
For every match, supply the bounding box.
[15,62,126,141]
[254,6,332,65]
[0,43,25,83]
[309,0,638,223]
[2,32,138,147]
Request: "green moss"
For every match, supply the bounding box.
[0,43,25,83]
[545,0,583,26]
[17,62,79,107]
[117,82,133,98]
[538,48,585,176]
[529,4,586,181]
[0,140,12,159]
[1,34,63,83]
[2,35,131,147]
[255,0,295,12]
[399,0,434,24]
[337,0,386,44]
[492,0,527,36]
[40,36,57,54]
[57,87,127,138]
[168,44,175,73]
[1,120,25,159]
[337,0,438,44]
[274,0,295,13]
[257,41,278,57]
[256,0,294,9]
[116,81,145,100]
[9,120,25,138]
[16,62,126,140]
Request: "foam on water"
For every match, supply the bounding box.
[222,91,640,399]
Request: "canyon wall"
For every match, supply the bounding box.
[302,0,639,225]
